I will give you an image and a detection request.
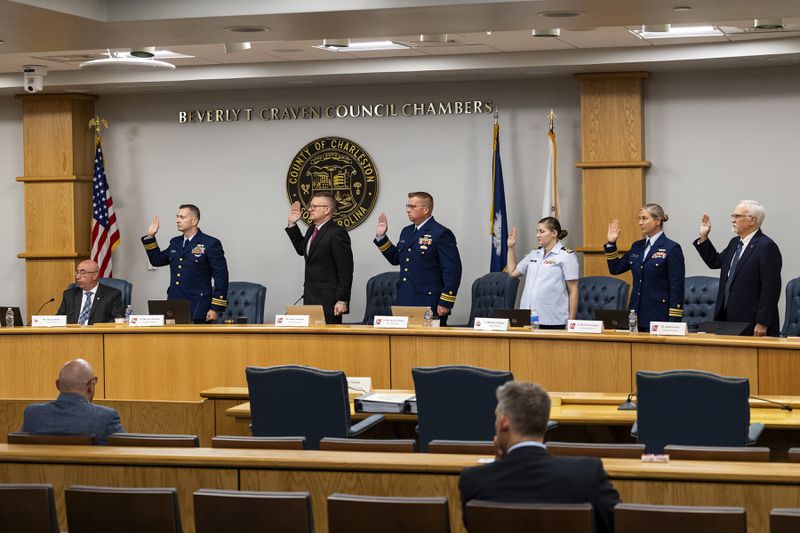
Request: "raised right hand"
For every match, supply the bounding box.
[507,226,517,249]
[699,212,711,239]
[288,201,302,225]
[607,219,621,244]
[376,212,388,238]
[146,216,160,238]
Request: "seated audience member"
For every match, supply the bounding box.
[56,260,124,325]
[21,359,124,445]
[459,381,619,533]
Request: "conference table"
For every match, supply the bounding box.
[2,324,800,400]
[0,443,797,533]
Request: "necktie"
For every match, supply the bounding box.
[724,240,744,306]
[183,239,190,249]
[309,226,319,245]
[78,292,93,325]
[643,239,651,259]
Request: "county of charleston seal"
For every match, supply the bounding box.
[286,137,379,230]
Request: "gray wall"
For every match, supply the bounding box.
[1,66,798,324]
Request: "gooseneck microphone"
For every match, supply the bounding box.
[750,395,793,411]
[292,294,305,306]
[617,392,637,411]
[26,297,55,326]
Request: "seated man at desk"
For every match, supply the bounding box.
[56,259,124,325]
[21,359,124,445]
[459,381,619,533]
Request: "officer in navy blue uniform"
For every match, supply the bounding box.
[141,204,228,323]
[604,204,685,331]
[374,191,462,325]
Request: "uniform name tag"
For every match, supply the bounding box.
[129,315,165,327]
[31,315,67,327]
[567,320,604,334]
[473,317,510,331]
[649,321,687,336]
[373,315,409,328]
[275,315,310,327]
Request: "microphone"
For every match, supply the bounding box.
[750,395,793,411]
[27,297,55,326]
[617,392,637,411]
[292,293,305,306]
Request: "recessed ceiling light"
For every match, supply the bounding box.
[673,6,692,12]
[314,40,410,51]
[225,26,269,33]
[754,18,784,30]
[224,42,252,54]
[631,25,723,39]
[419,33,449,43]
[532,28,560,37]
[538,10,584,18]
[273,48,304,53]
[80,50,177,70]
[130,46,156,58]
[642,24,671,33]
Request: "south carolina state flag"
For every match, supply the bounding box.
[490,117,508,272]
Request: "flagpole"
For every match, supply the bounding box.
[491,110,499,233]
[548,109,559,219]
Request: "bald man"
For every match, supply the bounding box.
[21,359,124,444]
[56,260,124,325]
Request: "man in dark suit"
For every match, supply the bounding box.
[374,191,462,325]
[694,200,782,336]
[56,259,124,325]
[459,381,619,533]
[286,192,354,324]
[21,359,124,445]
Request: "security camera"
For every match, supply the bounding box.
[22,65,47,94]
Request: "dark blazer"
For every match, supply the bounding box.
[21,392,124,445]
[374,216,462,314]
[459,445,619,533]
[605,234,685,330]
[56,283,124,324]
[286,220,354,324]
[694,229,782,336]
[142,229,229,321]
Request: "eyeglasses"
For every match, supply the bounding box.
[308,204,329,210]
[405,204,427,210]
[730,214,752,220]
[75,269,99,276]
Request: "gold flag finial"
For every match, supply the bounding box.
[493,109,499,125]
[88,117,109,141]
[548,109,556,132]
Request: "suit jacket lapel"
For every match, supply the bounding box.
[729,230,761,283]
[180,230,203,259]
[88,285,103,322]
[72,288,84,322]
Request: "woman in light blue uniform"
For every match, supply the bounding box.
[507,217,579,329]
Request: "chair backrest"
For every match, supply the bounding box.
[361,271,399,324]
[546,442,645,459]
[576,276,630,320]
[0,483,59,533]
[246,365,350,449]
[683,276,720,331]
[194,489,312,533]
[466,501,594,533]
[211,435,306,450]
[788,447,800,463]
[771,508,800,533]
[782,277,800,336]
[412,365,513,452]
[68,278,133,308]
[663,445,770,462]
[467,273,520,327]
[427,440,495,455]
[319,437,416,452]
[636,370,751,454]
[327,493,449,533]
[216,281,267,324]
[8,432,93,445]
[106,433,199,447]
[65,485,183,533]
[615,503,746,533]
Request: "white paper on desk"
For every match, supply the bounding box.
[364,393,415,403]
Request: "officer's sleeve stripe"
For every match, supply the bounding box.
[377,240,392,252]
[143,242,158,250]
[440,293,457,303]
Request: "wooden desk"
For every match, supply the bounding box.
[3,325,800,400]
[0,444,798,533]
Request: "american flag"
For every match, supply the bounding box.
[91,139,120,277]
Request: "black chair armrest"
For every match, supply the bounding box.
[747,422,765,445]
[348,414,385,436]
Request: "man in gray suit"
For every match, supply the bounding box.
[21,359,124,445]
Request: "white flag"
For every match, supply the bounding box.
[541,129,558,219]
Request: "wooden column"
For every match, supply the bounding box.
[574,72,650,286]
[15,94,98,320]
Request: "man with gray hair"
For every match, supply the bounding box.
[459,381,619,533]
[21,359,124,444]
[694,200,782,336]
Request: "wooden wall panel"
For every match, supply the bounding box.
[579,76,645,162]
[758,348,800,395]
[21,98,74,177]
[582,168,645,250]
[24,182,77,251]
[25,259,77,319]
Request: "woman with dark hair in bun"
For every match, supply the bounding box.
[605,203,685,331]
[507,217,579,329]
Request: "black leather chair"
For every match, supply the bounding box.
[359,271,399,324]
[635,370,764,454]
[576,276,629,320]
[216,281,266,324]
[464,272,520,327]
[466,501,594,533]
[245,365,384,449]
[412,365,513,452]
[65,485,183,533]
[69,277,133,309]
[771,508,800,533]
[781,277,800,337]
[107,433,199,447]
[683,276,719,331]
[0,483,59,533]
[546,442,645,459]
[211,436,306,450]
[663,444,770,462]
[615,503,746,533]
[319,437,416,452]
[8,432,93,445]
[194,489,313,533]
[327,493,449,533]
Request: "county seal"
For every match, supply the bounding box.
[286,137,379,230]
